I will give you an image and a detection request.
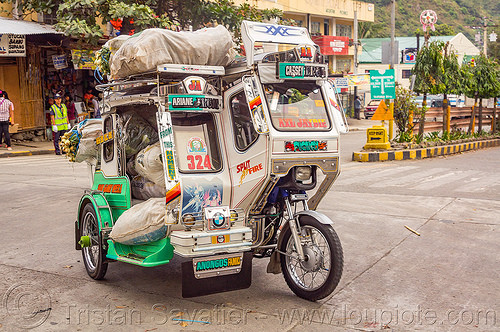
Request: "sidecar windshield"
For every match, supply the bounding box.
[263,82,331,131]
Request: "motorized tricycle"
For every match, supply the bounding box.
[75,20,348,301]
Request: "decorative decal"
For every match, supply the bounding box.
[168,94,220,111]
[297,45,315,62]
[182,179,223,214]
[183,76,206,95]
[187,137,207,154]
[97,183,122,194]
[278,118,327,129]
[186,155,212,170]
[236,160,264,185]
[277,63,327,80]
[95,130,113,145]
[242,76,269,134]
[285,140,327,152]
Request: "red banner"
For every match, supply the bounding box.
[312,36,349,55]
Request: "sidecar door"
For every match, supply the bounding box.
[222,83,269,210]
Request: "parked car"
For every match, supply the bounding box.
[414,95,443,108]
[364,99,380,119]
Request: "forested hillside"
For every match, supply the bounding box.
[363,0,499,42]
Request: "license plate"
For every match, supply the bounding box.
[192,253,243,279]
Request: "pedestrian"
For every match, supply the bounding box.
[50,93,70,155]
[65,95,77,128]
[90,95,101,118]
[0,90,14,151]
[354,95,362,120]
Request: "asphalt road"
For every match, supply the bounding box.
[0,133,499,332]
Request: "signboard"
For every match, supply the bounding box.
[167,94,221,111]
[333,77,349,89]
[311,36,349,55]
[381,41,399,65]
[277,63,327,80]
[370,69,396,99]
[402,48,417,64]
[347,74,370,86]
[0,34,26,57]
[71,49,96,70]
[52,54,68,70]
[370,100,394,120]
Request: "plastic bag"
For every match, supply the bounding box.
[110,197,167,245]
[126,157,138,176]
[131,175,166,201]
[121,111,158,157]
[110,26,235,79]
[75,137,98,163]
[135,142,165,187]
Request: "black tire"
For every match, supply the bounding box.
[279,216,343,301]
[80,203,108,280]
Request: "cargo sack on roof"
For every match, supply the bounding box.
[110,25,235,79]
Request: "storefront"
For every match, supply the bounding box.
[0,18,63,132]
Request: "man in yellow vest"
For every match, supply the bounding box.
[50,93,70,155]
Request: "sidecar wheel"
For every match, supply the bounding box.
[279,216,343,301]
[80,203,108,280]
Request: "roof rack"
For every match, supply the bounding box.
[157,63,225,76]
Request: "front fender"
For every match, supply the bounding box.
[295,210,334,226]
[277,210,334,250]
[75,193,111,250]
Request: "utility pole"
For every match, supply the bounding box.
[388,0,396,140]
[353,2,359,119]
[483,17,487,56]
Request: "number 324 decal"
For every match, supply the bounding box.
[187,155,212,170]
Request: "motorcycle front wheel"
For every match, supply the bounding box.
[279,215,343,301]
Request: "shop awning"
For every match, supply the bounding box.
[0,17,62,35]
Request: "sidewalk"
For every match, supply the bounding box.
[0,141,55,158]
[347,118,376,131]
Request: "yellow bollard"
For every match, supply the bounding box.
[446,105,451,133]
[389,101,394,141]
[408,108,414,139]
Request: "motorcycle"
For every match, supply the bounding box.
[75,20,349,301]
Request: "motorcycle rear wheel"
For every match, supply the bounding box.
[279,215,343,301]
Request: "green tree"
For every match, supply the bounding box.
[0,0,285,46]
[415,24,456,37]
[441,42,464,131]
[394,84,417,139]
[411,40,446,135]
[463,53,500,132]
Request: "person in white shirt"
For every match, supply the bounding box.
[0,90,14,151]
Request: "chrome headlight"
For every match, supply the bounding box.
[295,166,312,181]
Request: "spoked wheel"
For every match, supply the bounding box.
[279,216,343,301]
[80,203,108,280]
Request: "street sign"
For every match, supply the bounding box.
[370,69,396,100]
[371,100,394,120]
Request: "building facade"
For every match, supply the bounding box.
[237,0,375,74]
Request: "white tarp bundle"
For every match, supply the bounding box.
[110,25,235,79]
[110,197,167,245]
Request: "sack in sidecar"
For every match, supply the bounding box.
[130,175,166,201]
[110,197,167,245]
[134,142,165,187]
[121,111,158,158]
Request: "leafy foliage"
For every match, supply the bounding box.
[394,84,417,134]
[1,0,286,46]
[412,41,447,95]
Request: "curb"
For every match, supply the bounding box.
[0,149,55,158]
[352,139,500,162]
